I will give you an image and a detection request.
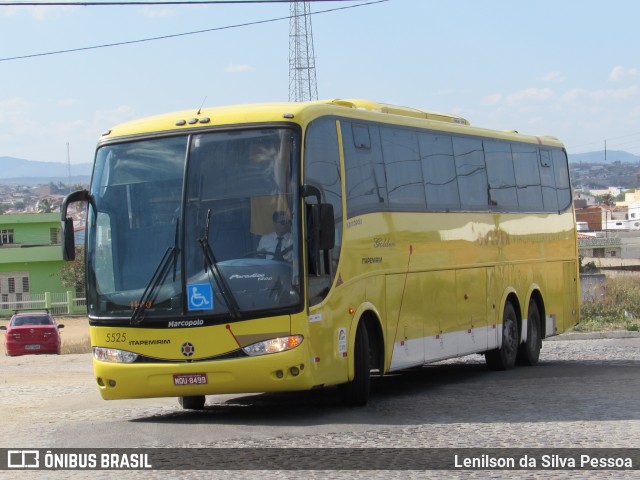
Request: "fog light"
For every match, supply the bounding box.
[290,366,299,376]
[97,377,104,387]
[276,370,284,379]
[108,379,116,387]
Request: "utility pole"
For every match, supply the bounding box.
[288,1,318,102]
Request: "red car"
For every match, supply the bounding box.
[1,311,64,356]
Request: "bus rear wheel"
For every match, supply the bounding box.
[339,322,370,406]
[179,395,206,410]
[486,301,518,371]
[517,301,542,366]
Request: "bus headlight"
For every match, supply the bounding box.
[242,335,303,356]
[93,346,139,363]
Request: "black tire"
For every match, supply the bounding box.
[486,302,519,371]
[339,322,371,406]
[179,395,206,410]
[517,301,542,366]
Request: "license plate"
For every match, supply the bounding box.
[25,345,41,350]
[173,373,208,386]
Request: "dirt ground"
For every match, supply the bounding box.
[56,315,91,346]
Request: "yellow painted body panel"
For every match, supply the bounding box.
[329,209,578,370]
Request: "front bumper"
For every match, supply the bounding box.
[93,344,313,400]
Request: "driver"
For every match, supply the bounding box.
[257,210,293,261]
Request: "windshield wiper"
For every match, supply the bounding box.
[197,209,241,319]
[130,220,180,325]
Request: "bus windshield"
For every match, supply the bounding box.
[86,128,301,321]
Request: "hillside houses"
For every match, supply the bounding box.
[0,183,69,214]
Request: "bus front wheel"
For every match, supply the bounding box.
[486,302,519,371]
[339,322,371,406]
[179,395,206,410]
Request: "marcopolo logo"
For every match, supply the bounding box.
[167,319,204,328]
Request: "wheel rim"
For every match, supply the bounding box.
[503,314,518,357]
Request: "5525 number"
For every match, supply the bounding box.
[105,332,127,343]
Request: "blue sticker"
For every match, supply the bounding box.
[187,283,213,311]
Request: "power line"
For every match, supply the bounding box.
[0,0,388,62]
[1,1,356,5]
[569,131,640,154]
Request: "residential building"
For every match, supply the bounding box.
[0,213,70,310]
[575,205,639,231]
[577,233,622,259]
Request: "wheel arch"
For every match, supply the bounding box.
[347,304,384,381]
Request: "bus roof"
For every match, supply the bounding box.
[99,99,564,148]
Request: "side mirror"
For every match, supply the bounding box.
[60,189,93,262]
[306,202,335,276]
[62,217,76,261]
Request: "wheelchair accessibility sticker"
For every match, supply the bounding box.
[187,283,213,311]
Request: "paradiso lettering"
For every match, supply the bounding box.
[346,218,362,229]
[229,273,273,281]
[373,237,395,248]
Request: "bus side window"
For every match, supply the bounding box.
[342,122,388,215]
[484,140,517,210]
[539,149,559,212]
[419,132,460,210]
[453,137,488,209]
[552,149,572,211]
[512,144,543,212]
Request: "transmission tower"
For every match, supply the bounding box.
[288,1,318,102]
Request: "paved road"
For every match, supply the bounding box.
[1,334,639,479]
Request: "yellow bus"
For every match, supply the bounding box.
[61,99,579,409]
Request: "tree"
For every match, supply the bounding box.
[37,198,54,213]
[598,193,615,206]
[57,247,86,296]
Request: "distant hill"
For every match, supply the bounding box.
[568,150,640,164]
[0,156,92,185]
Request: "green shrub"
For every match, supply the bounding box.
[579,275,640,332]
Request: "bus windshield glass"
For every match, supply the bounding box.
[86,128,301,321]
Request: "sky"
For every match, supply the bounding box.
[1,0,639,167]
